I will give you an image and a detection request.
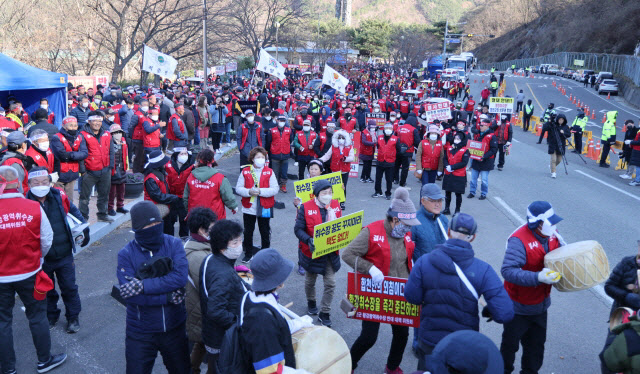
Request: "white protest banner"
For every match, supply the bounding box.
[215,65,226,75]
[256,49,286,80]
[489,97,514,114]
[142,45,178,77]
[322,64,349,94]
[225,61,237,72]
[424,102,452,122]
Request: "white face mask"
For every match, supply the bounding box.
[94,98,101,103]
[342,103,347,108]
[429,134,438,141]
[223,244,243,260]
[151,115,159,121]
[140,106,149,112]
[247,116,254,123]
[453,138,462,144]
[40,104,48,110]
[82,102,89,108]
[384,129,393,136]
[177,154,189,164]
[374,108,380,113]
[253,157,266,168]
[121,100,126,106]
[390,117,396,121]
[318,194,333,206]
[277,121,285,128]
[303,125,311,132]
[265,116,271,121]
[540,221,556,236]
[30,185,50,198]
[112,133,122,142]
[338,138,346,145]
[108,116,115,122]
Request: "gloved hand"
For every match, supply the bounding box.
[307,238,315,253]
[506,141,511,146]
[625,140,632,145]
[369,265,384,288]
[167,288,186,304]
[81,227,91,247]
[299,146,305,152]
[287,315,314,334]
[120,276,144,299]
[481,305,493,322]
[537,268,561,285]
[445,165,452,173]
[232,207,238,215]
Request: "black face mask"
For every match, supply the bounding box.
[135,223,164,251]
[67,129,77,136]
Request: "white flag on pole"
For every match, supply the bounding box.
[256,49,285,80]
[142,45,178,77]
[322,64,349,94]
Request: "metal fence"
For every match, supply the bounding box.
[479,52,640,86]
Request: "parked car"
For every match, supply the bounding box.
[561,68,574,78]
[547,64,560,75]
[597,79,618,95]
[572,70,583,80]
[594,72,614,90]
[530,66,538,73]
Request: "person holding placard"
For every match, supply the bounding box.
[318,129,354,210]
[468,119,498,200]
[294,179,342,327]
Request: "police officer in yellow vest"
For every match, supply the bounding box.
[523,100,534,132]
[511,64,516,72]
[599,111,617,167]
[570,108,588,154]
[490,81,499,97]
[491,67,496,74]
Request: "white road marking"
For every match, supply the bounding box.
[575,170,640,202]
[512,138,521,143]
[493,196,526,225]
[555,106,573,113]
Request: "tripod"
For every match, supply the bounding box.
[550,122,569,175]
[566,138,588,164]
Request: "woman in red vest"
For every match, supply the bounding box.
[142,150,184,236]
[442,132,470,215]
[415,125,444,187]
[342,187,420,374]
[359,120,377,183]
[165,147,194,237]
[318,129,354,210]
[373,122,400,200]
[294,179,342,327]
[235,147,278,263]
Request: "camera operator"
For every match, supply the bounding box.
[539,113,571,178]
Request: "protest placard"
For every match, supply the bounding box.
[467,139,485,161]
[312,211,364,259]
[366,112,387,128]
[346,272,421,327]
[293,172,345,204]
[424,102,452,122]
[489,97,514,114]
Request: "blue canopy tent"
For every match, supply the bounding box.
[0,53,68,128]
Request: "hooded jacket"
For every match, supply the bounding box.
[540,114,571,154]
[405,238,514,347]
[427,330,504,374]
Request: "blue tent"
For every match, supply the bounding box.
[0,53,68,128]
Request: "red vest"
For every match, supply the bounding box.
[0,116,17,130]
[143,119,162,149]
[143,173,168,202]
[377,99,387,112]
[474,133,495,159]
[132,111,147,140]
[240,123,263,149]
[298,199,342,258]
[398,125,416,152]
[112,140,129,176]
[269,127,292,155]
[0,196,42,279]
[399,101,410,113]
[25,146,54,173]
[494,123,510,143]
[110,104,122,125]
[186,171,227,219]
[240,166,275,209]
[633,132,640,152]
[296,131,317,157]
[420,140,442,171]
[47,111,55,125]
[360,131,375,156]
[377,135,397,163]
[504,225,560,305]
[56,133,83,173]
[166,163,194,198]
[296,115,313,128]
[330,146,351,173]
[445,146,467,177]
[339,117,357,132]
[365,220,414,276]
[1,158,29,193]
[465,99,476,112]
[166,114,185,141]
[81,130,111,171]
[318,133,328,151]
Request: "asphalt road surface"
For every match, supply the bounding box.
[9,72,640,373]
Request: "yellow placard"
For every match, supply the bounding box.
[312,210,364,259]
[293,172,345,203]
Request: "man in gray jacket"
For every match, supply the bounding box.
[515,90,525,113]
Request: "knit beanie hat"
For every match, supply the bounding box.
[387,187,420,225]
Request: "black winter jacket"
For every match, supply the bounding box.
[605,255,640,316]
[294,203,341,275]
[539,115,571,154]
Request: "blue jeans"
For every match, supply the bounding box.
[469,169,489,196]
[634,171,640,183]
[224,121,232,143]
[42,255,81,322]
[193,125,200,146]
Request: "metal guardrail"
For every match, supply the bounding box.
[479,52,640,86]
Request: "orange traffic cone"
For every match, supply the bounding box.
[482,79,484,83]
[591,111,596,120]
[602,115,606,124]
[569,94,573,101]
[594,142,602,161]
[607,93,611,99]
[536,122,542,136]
[577,99,580,106]
[552,80,556,87]
[587,139,595,159]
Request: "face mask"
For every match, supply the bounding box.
[108,116,115,122]
[421,114,426,119]
[30,185,50,198]
[223,244,243,260]
[384,129,393,136]
[177,154,188,164]
[327,127,335,134]
[121,100,127,106]
[135,223,164,250]
[253,157,266,168]
[390,117,396,121]
[247,116,254,123]
[40,104,48,110]
[265,116,271,121]
[67,129,77,136]
[345,113,351,118]
[82,102,89,108]
[94,98,101,103]
[342,104,347,108]
[454,138,462,144]
[429,134,437,141]
[140,106,149,112]
[374,108,380,113]
[112,133,123,142]
[278,121,285,128]
[151,115,159,121]
[37,141,50,151]
[318,194,333,206]
[539,221,556,237]
[391,222,411,238]
[338,138,346,145]
[303,125,311,132]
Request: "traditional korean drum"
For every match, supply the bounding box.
[609,307,636,331]
[292,326,351,374]
[543,240,609,292]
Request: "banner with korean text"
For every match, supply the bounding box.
[312,211,363,259]
[293,172,345,204]
[424,102,452,122]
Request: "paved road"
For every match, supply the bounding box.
[9,73,640,373]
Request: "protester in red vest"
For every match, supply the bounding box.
[339,108,357,135]
[294,179,342,327]
[494,114,513,171]
[167,103,188,148]
[129,99,151,173]
[183,149,237,221]
[26,129,56,174]
[442,132,470,215]
[394,119,420,189]
[165,147,195,237]
[0,165,69,373]
[342,186,420,374]
[235,147,278,263]
[143,150,184,235]
[359,120,377,183]
[142,107,165,156]
[318,129,354,210]
[79,112,113,222]
[500,201,563,374]
[50,116,87,201]
[265,115,293,192]
[293,119,317,180]
[0,106,18,131]
[373,123,400,199]
[1,131,32,194]
[415,125,444,187]
[468,119,498,200]
[237,110,263,167]
[107,124,129,217]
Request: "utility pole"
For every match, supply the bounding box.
[275,22,280,62]
[442,19,448,55]
[202,0,207,84]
